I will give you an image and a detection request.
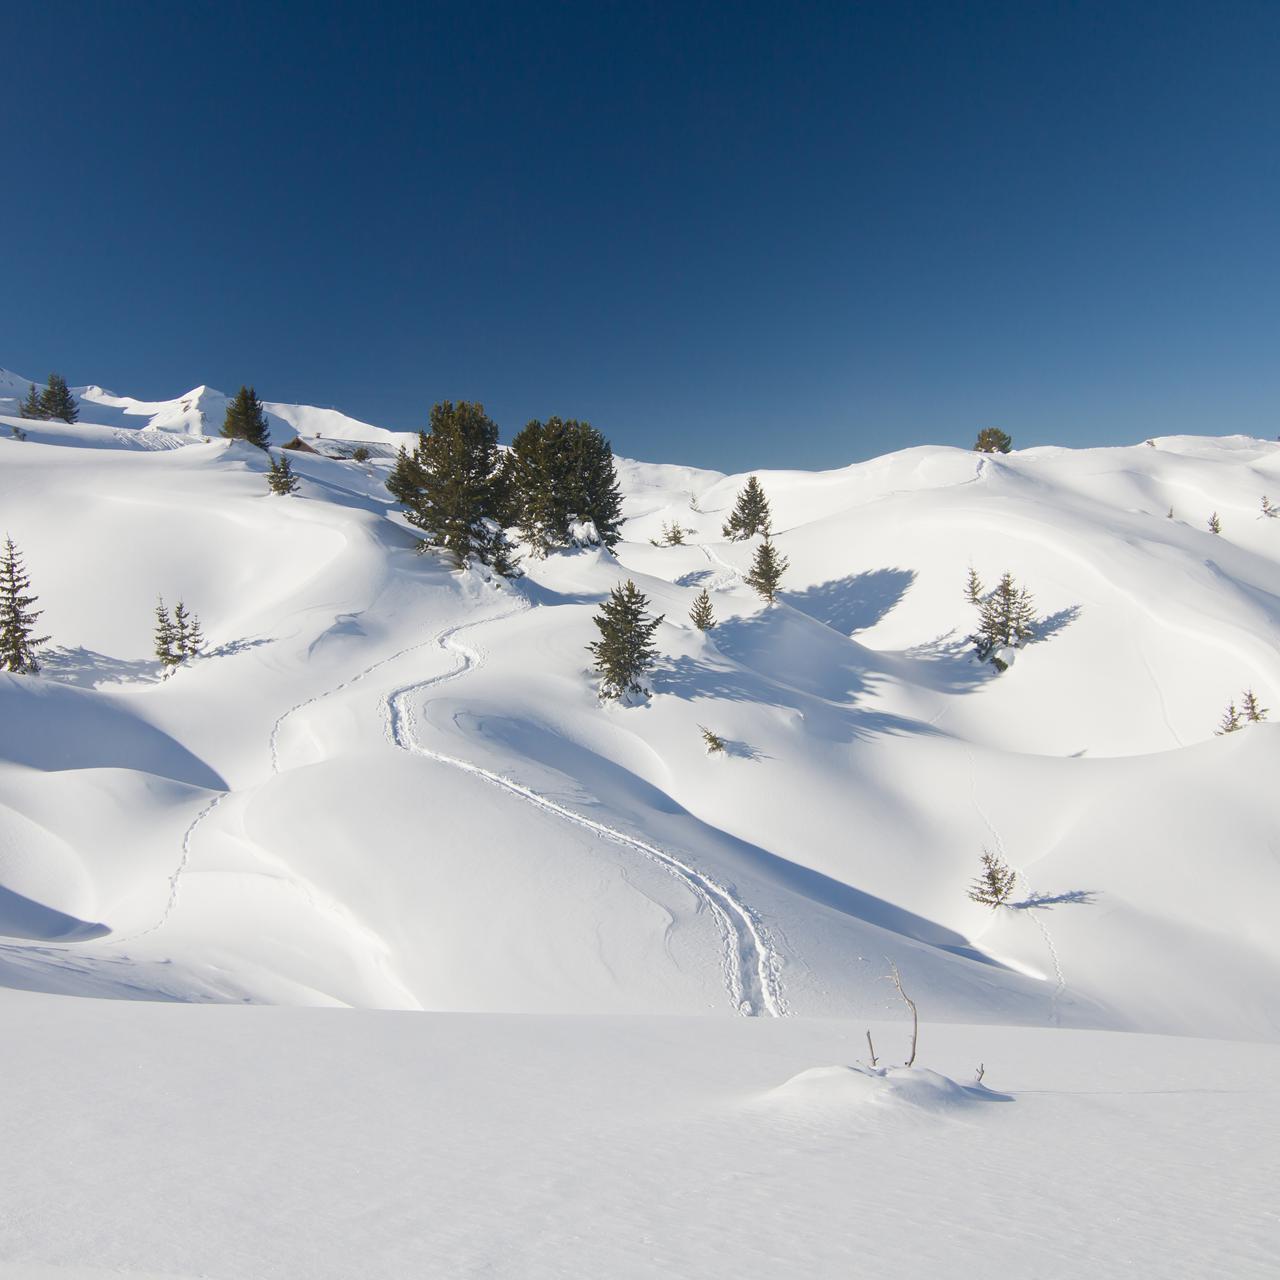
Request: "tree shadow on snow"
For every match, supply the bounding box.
[782,568,916,635]
[1031,605,1083,644]
[1009,889,1097,910]
[40,646,161,689]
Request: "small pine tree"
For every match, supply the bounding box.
[968,848,1017,907]
[700,726,726,754]
[744,533,788,604]
[974,427,1012,454]
[587,580,664,700]
[689,587,716,631]
[653,522,687,546]
[351,445,371,463]
[18,384,45,420]
[184,610,205,658]
[38,373,78,423]
[1216,701,1243,735]
[1167,507,1174,519]
[1241,689,1268,723]
[1208,512,1222,534]
[153,598,179,669]
[964,566,984,605]
[221,385,271,448]
[721,476,772,541]
[170,601,203,662]
[0,536,49,673]
[266,452,300,495]
[974,572,1035,658]
[1262,496,1277,519]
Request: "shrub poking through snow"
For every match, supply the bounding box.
[1241,689,1268,723]
[386,401,520,576]
[973,571,1035,664]
[587,579,664,701]
[1208,512,1222,534]
[967,848,1017,908]
[700,726,726,754]
[38,373,78,424]
[1262,496,1277,519]
[9,425,27,441]
[973,426,1012,454]
[721,475,772,541]
[964,565,984,605]
[221,385,271,449]
[745,533,788,604]
[266,452,300,495]
[351,445,371,463]
[689,587,716,631]
[0,535,48,674]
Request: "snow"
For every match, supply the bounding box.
[1,364,1278,1274]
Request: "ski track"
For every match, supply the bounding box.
[381,584,789,1019]
[965,748,1067,1023]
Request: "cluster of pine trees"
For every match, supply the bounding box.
[19,374,78,424]
[386,403,624,575]
[153,598,205,671]
[0,537,47,674]
[967,568,1035,667]
[1217,689,1267,734]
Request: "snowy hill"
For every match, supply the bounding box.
[1,369,1278,1275]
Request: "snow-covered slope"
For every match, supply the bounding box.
[3,369,1278,1276]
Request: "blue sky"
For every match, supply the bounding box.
[2,1,1276,469]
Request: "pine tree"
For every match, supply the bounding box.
[974,572,1035,658]
[744,533,788,604]
[508,417,623,553]
[38,374,78,423]
[153,598,179,669]
[1208,512,1222,534]
[1262,496,1277,519]
[0,536,49,674]
[700,726,726,754]
[1241,689,1268,723]
[1216,701,1242,735]
[965,566,984,605]
[266,451,300,495]
[721,475,772,541]
[967,848,1017,907]
[587,579,664,700]
[221,385,271,448]
[18,383,45,420]
[689,587,716,630]
[169,601,203,661]
[183,609,204,658]
[654,522,687,546]
[386,402,518,574]
[974,427,1012,454]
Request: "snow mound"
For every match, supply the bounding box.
[763,1064,1009,1115]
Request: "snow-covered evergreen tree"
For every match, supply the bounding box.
[267,452,300,495]
[170,601,204,662]
[1208,512,1222,534]
[968,848,1017,907]
[652,522,688,546]
[587,579,664,700]
[974,572,1035,658]
[689,587,716,630]
[38,373,78,423]
[221,385,271,449]
[386,402,519,574]
[0,536,49,674]
[721,476,772,541]
[744,533,788,604]
[153,598,179,669]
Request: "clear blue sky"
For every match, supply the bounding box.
[2,1,1276,469]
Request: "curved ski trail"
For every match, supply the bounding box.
[383,587,788,1018]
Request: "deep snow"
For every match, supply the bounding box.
[1,370,1277,1275]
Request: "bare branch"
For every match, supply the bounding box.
[865,1029,878,1068]
[886,959,919,1068]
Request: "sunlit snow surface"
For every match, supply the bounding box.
[0,373,1277,1276]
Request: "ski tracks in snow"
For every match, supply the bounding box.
[382,585,789,1018]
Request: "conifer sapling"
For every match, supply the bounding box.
[967,848,1017,907]
[700,726,727,754]
[721,475,772,541]
[1262,496,1277,519]
[1216,701,1242,735]
[689,587,716,631]
[267,451,300,495]
[587,579,664,701]
[0,536,49,674]
[744,533,788,605]
[965,565,984,605]
[154,598,180,669]
[1240,689,1268,723]
[1208,512,1221,534]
